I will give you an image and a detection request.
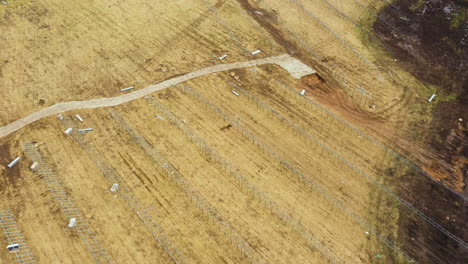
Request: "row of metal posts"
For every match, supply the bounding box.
[22,143,112,264]
[58,117,188,264]
[0,210,36,264]
[271,78,466,202]
[143,96,345,264]
[242,65,464,205]
[221,79,468,250]
[203,0,374,106]
[108,109,266,264]
[174,84,417,262]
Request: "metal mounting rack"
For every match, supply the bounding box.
[22,143,112,264]
[58,117,187,264]
[0,210,36,264]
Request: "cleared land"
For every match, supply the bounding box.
[0,0,466,263]
[0,54,314,138]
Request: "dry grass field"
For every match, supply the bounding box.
[0,0,466,264]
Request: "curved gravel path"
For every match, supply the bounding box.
[0,54,314,138]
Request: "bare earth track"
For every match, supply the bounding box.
[1,0,466,263]
[0,54,314,139]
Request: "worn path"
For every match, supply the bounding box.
[0,54,315,139]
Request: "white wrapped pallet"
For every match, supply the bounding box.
[110,183,119,193]
[30,161,39,171]
[7,157,20,168]
[251,50,261,55]
[120,86,134,92]
[64,128,73,134]
[155,115,166,121]
[78,128,93,132]
[6,244,19,251]
[68,218,76,228]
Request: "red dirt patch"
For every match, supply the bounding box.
[300,73,324,88]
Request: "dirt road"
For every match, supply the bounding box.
[0,54,314,139]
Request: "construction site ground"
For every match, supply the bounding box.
[0,0,466,263]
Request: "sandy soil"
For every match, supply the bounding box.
[0,0,465,263]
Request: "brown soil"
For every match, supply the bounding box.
[373,0,468,188]
[290,68,468,264]
[373,0,467,87]
[1,0,465,262]
[300,73,324,88]
[235,0,343,91]
[235,0,467,262]
[0,142,19,194]
[373,1,468,263]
